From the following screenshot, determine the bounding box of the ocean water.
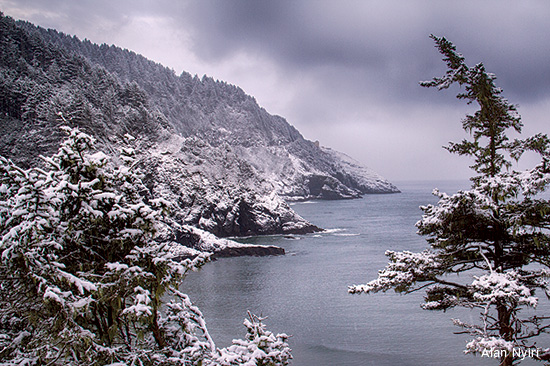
[182,180,546,365]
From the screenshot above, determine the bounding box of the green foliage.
[352,35,550,365]
[421,34,524,179]
[0,126,213,365]
[0,125,292,365]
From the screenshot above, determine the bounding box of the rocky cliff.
[0,14,398,252]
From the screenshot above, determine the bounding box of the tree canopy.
[350,35,550,366]
[0,125,291,365]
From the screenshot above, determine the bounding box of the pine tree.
[214,312,292,366]
[0,124,290,365]
[349,35,550,365]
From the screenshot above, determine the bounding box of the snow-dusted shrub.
[214,312,292,366]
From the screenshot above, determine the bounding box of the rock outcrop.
[0,14,398,255]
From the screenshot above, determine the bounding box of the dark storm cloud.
[180,1,391,70]
[181,2,421,83]
[179,0,550,105]
[6,0,549,105]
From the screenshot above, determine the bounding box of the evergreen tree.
[349,35,550,365]
[214,312,291,366]
[0,124,291,365]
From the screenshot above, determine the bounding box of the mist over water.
[182,181,545,365]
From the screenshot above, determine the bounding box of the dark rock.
[211,245,285,258]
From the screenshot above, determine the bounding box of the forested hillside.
[0,13,397,245]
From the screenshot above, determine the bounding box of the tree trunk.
[151,308,166,349]
[497,303,513,366]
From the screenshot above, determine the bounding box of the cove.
[182,181,545,365]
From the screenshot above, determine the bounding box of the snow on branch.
[348,250,443,294]
[471,271,538,308]
[214,311,292,366]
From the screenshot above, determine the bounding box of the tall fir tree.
[350,35,550,365]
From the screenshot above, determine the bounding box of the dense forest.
[0,13,398,245]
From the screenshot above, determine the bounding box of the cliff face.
[0,14,397,246]
[27,21,399,199]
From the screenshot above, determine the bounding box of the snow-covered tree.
[0,124,290,365]
[214,312,292,366]
[349,35,550,365]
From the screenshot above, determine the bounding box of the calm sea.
[182,180,546,365]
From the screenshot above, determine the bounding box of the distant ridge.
[0,13,398,252]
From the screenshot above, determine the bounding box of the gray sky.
[2,0,550,181]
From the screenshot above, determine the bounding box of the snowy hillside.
[0,14,398,254]
[320,147,399,194]
[27,21,399,200]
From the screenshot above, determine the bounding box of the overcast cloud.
[2,0,550,181]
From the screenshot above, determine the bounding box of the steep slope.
[145,133,317,237]
[0,14,399,245]
[28,22,399,199]
[0,13,317,246]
